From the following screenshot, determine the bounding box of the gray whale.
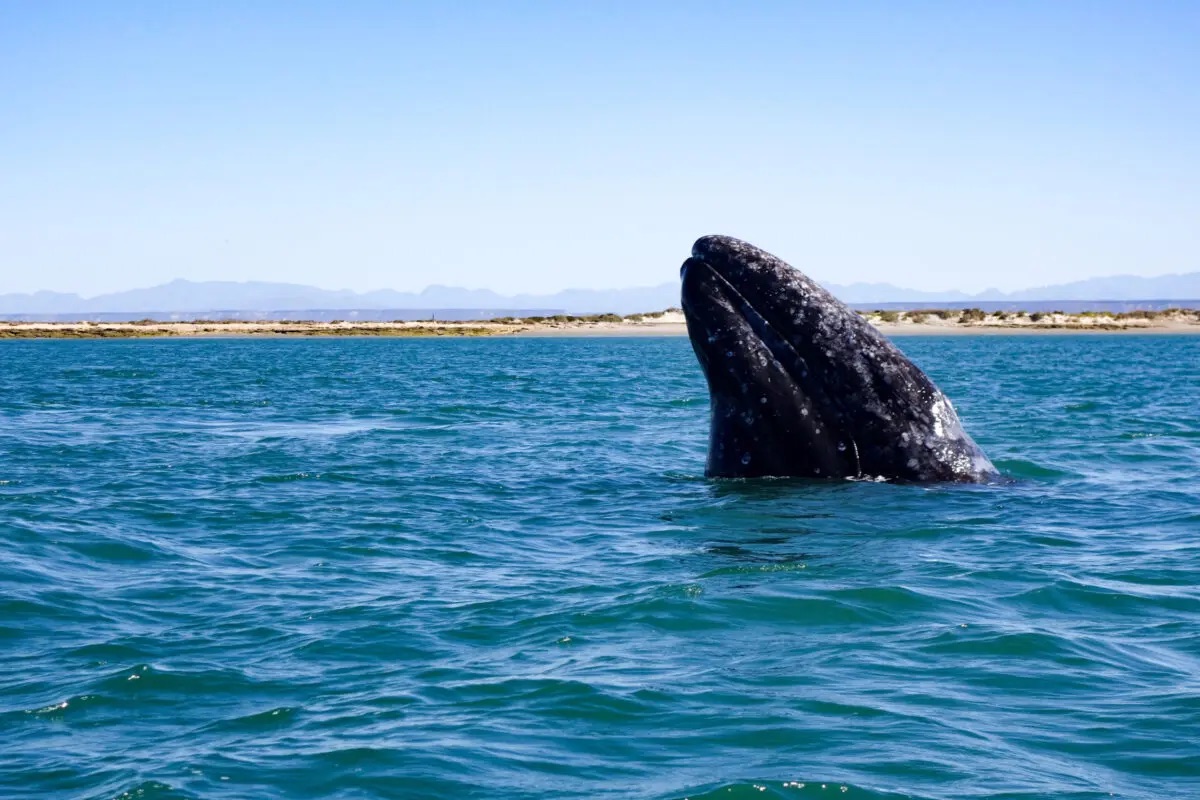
[680,235,998,482]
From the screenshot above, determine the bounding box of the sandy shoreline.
[3,310,1200,339]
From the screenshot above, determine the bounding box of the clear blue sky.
[2,1,1197,296]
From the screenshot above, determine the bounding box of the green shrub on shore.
[959,308,986,323]
[313,326,496,337]
[911,309,955,320]
[0,326,171,339]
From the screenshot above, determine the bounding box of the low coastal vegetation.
[0,322,500,339]
[0,325,171,339]
[1,306,1197,338]
[860,307,1200,329]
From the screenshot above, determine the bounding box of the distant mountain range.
[2,271,1199,318]
[834,271,1200,304]
[0,280,676,317]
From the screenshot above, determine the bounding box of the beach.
[3,309,1200,338]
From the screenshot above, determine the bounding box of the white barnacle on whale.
[930,396,948,437]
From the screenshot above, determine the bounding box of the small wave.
[1009,577,1200,616]
[670,780,912,799]
[416,677,661,721]
[61,367,159,380]
[992,458,1072,479]
[665,397,705,407]
[201,706,299,732]
[112,781,195,800]
[698,562,808,577]
[91,663,293,699]
[253,471,330,483]
[67,641,147,665]
[65,537,163,564]
[919,627,1076,660]
[17,691,111,719]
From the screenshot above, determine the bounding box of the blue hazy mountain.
[2,272,1199,316]
[0,279,688,315]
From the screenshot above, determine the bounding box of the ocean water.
[2,334,1198,800]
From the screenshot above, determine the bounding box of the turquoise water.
[2,335,1199,800]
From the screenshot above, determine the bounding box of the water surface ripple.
[2,336,1198,799]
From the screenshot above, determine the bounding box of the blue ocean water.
[2,335,1199,800]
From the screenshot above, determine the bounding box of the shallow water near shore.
[2,335,1199,800]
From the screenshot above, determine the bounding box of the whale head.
[680,234,997,482]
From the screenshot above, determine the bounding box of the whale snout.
[691,234,745,262]
[679,255,703,280]
[687,235,765,281]
[681,235,828,355]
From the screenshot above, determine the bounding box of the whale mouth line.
[683,252,850,479]
[685,255,810,380]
